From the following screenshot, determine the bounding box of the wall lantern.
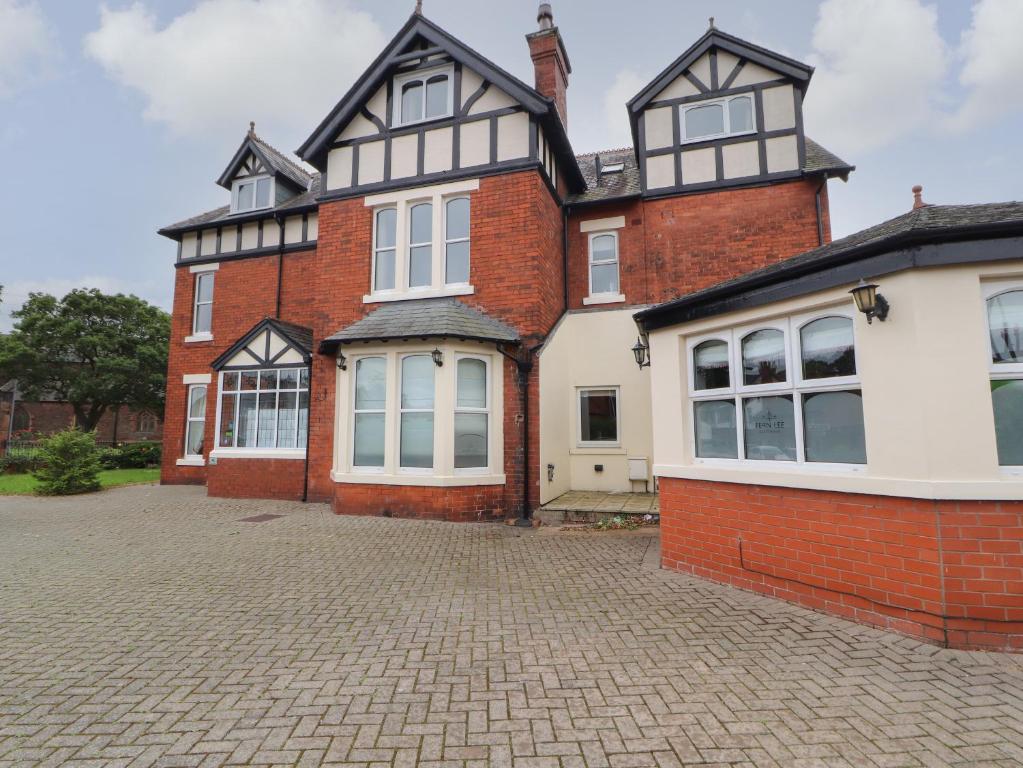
[849,279,890,324]
[632,336,650,369]
[336,352,347,370]
[431,348,444,366]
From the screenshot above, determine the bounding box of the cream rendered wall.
[390,133,418,179]
[327,146,354,190]
[644,107,673,150]
[220,225,237,253]
[460,119,490,167]
[722,141,759,179]
[689,53,712,88]
[358,140,386,185]
[496,112,529,161]
[200,229,217,256]
[240,222,259,251]
[461,68,483,109]
[307,213,318,240]
[283,216,303,244]
[423,127,453,174]
[263,218,281,248]
[646,154,675,189]
[681,147,715,184]
[469,84,516,116]
[181,231,197,257]
[539,308,653,503]
[765,135,799,173]
[647,262,1023,500]
[761,84,796,131]
[731,61,784,87]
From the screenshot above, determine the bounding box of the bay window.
[217,367,309,451]
[338,345,499,481]
[986,284,1023,466]
[688,310,866,466]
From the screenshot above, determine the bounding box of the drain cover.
[238,513,284,523]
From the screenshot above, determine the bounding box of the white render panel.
[182,373,212,384]
[365,84,388,124]
[460,68,484,109]
[267,331,287,359]
[338,113,377,141]
[181,231,197,258]
[722,140,760,179]
[761,84,796,131]
[644,107,674,150]
[459,119,490,168]
[390,133,419,179]
[240,221,260,250]
[645,154,675,189]
[219,225,237,253]
[681,147,716,184]
[657,73,700,101]
[689,53,712,87]
[246,331,269,358]
[731,61,784,87]
[423,127,453,174]
[580,216,626,233]
[306,213,318,240]
[283,215,304,244]
[766,134,799,173]
[275,348,305,365]
[717,50,740,81]
[326,146,353,190]
[262,218,281,248]
[496,112,529,161]
[225,350,253,368]
[357,140,386,185]
[200,229,217,257]
[468,84,516,115]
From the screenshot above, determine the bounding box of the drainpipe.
[302,357,312,503]
[517,356,533,526]
[562,205,569,311]
[274,213,285,318]
[814,178,827,247]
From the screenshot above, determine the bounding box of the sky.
[1,0,1021,330]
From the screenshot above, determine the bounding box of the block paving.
[2,485,1023,767]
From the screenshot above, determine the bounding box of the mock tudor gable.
[297,13,584,200]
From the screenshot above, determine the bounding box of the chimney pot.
[537,3,553,30]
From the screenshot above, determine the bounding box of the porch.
[537,490,659,525]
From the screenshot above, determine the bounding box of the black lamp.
[336,352,347,370]
[632,336,650,369]
[849,279,890,324]
[431,348,444,366]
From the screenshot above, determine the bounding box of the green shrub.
[97,447,121,470]
[115,441,162,468]
[33,430,102,495]
[0,451,43,474]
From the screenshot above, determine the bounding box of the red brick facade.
[566,179,830,310]
[1,395,161,449]
[660,477,1023,651]
[334,482,506,522]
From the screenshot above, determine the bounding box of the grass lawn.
[0,468,160,496]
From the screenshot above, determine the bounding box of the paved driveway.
[2,486,1023,767]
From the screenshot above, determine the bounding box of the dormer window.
[393,65,454,126]
[231,175,273,214]
[681,94,755,142]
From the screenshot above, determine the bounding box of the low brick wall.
[206,458,306,501]
[333,482,507,523]
[660,477,1023,651]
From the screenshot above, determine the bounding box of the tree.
[0,289,170,432]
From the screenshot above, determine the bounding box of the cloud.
[602,70,647,149]
[0,0,57,99]
[84,0,387,146]
[1,276,169,332]
[947,0,1023,132]
[803,0,948,155]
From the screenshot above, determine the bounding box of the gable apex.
[217,130,313,191]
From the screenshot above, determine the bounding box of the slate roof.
[567,138,851,206]
[320,298,520,351]
[159,175,321,236]
[249,133,314,190]
[270,319,315,355]
[210,317,314,371]
[635,200,1023,330]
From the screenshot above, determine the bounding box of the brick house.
[158,6,851,521]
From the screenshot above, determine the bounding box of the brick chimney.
[526,3,571,129]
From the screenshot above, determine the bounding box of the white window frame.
[351,356,387,473]
[577,386,622,448]
[192,271,215,336]
[212,368,309,457]
[680,93,757,144]
[398,353,436,474]
[184,384,207,458]
[407,201,434,290]
[363,180,479,303]
[454,354,490,475]
[587,231,621,301]
[230,175,275,214]
[392,65,455,127]
[371,207,398,295]
[443,196,471,287]
[687,308,866,471]
[984,281,1023,471]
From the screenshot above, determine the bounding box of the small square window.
[579,388,619,445]
[231,175,274,214]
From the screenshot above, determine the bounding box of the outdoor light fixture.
[632,336,650,369]
[849,279,890,324]
[336,353,347,370]
[431,348,444,366]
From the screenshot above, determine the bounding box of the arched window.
[693,339,729,390]
[395,67,453,125]
[800,316,855,379]
[741,329,786,385]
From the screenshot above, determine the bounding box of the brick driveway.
[2,487,1023,767]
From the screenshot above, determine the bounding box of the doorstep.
[538,490,659,525]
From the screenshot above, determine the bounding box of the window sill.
[571,446,627,456]
[583,293,626,306]
[176,457,205,467]
[210,448,306,460]
[184,333,213,344]
[331,470,505,487]
[364,285,475,304]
